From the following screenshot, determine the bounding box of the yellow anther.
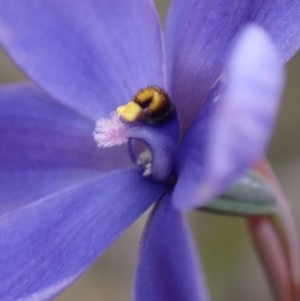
[116,86,173,124]
[134,88,154,104]
[147,90,163,114]
[134,87,168,115]
[116,101,143,122]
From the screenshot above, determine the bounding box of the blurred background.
[1,1,300,300]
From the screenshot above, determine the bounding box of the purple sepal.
[0,168,167,301]
[133,193,208,301]
[165,0,300,129]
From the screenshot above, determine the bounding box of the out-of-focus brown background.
[1,1,300,300]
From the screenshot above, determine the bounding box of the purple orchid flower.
[0,1,299,300]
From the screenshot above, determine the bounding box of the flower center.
[116,86,174,124]
[93,86,180,181]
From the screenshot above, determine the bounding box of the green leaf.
[201,171,279,217]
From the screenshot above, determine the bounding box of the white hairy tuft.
[93,112,129,148]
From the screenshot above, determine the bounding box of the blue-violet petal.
[173,25,284,209]
[0,0,164,120]
[0,83,131,214]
